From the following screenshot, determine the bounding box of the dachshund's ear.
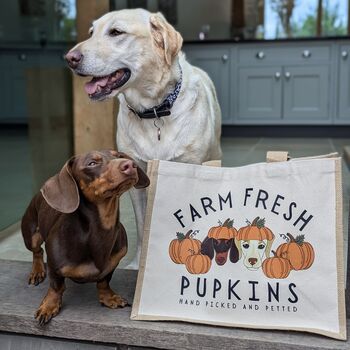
[265,239,275,258]
[229,239,239,263]
[235,239,242,260]
[201,237,214,260]
[41,158,79,213]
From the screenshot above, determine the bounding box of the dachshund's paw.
[35,299,61,325]
[99,290,128,309]
[28,268,46,286]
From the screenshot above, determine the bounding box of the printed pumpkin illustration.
[208,219,237,240]
[235,217,275,270]
[201,218,239,266]
[276,233,315,270]
[262,250,291,279]
[169,230,201,264]
[185,251,212,274]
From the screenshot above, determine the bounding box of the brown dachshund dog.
[21,150,149,325]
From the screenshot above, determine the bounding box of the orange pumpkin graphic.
[236,216,274,241]
[262,251,291,279]
[185,252,212,274]
[169,230,201,264]
[276,233,315,270]
[207,218,237,240]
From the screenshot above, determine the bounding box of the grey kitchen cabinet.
[184,41,341,125]
[183,46,231,123]
[338,44,350,122]
[283,65,330,122]
[237,66,282,121]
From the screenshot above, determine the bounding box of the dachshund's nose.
[120,160,136,176]
[65,50,83,69]
[248,258,258,266]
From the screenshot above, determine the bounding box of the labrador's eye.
[108,28,124,37]
[87,161,97,167]
[88,28,93,37]
[258,244,266,250]
[243,243,249,249]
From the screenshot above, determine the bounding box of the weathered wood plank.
[0,332,116,350]
[0,260,348,350]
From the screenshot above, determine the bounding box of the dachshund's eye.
[88,28,93,37]
[87,161,97,167]
[108,28,124,37]
[258,244,266,250]
[243,243,250,249]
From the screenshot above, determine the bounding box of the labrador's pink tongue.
[84,76,109,94]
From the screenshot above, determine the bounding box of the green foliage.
[60,18,76,41]
[291,2,347,37]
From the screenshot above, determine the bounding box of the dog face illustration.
[236,239,273,270]
[201,237,239,266]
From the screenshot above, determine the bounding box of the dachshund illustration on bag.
[201,219,239,266]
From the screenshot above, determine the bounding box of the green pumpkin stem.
[176,230,192,241]
[176,232,185,241]
[251,217,259,226]
[185,229,193,238]
[287,233,305,245]
[251,216,265,229]
[222,218,234,228]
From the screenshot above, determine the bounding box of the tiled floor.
[0,135,349,268]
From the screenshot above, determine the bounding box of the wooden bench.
[0,258,349,350]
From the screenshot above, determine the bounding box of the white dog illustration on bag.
[235,217,275,270]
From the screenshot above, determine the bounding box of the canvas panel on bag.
[132,156,346,340]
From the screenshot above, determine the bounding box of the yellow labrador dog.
[66,9,222,268]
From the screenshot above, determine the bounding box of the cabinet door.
[283,65,329,122]
[184,47,231,123]
[238,66,282,121]
[338,45,350,122]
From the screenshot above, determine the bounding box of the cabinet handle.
[18,53,27,61]
[275,72,281,79]
[342,51,348,59]
[256,51,265,59]
[221,54,228,63]
[285,72,291,79]
[302,50,311,58]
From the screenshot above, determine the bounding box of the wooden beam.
[316,0,323,36]
[73,0,118,155]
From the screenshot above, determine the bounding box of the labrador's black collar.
[127,67,182,119]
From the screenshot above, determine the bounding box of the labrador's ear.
[115,151,150,189]
[201,237,214,260]
[229,239,239,263]
[40,158,79,213]
[265,239,275,258]
[150,12,183,66]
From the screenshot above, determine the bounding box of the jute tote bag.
[131,153,346,340]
